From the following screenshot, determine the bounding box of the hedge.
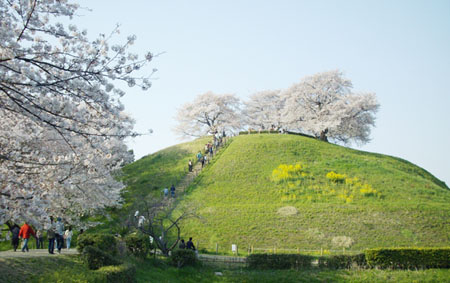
[171,249,198,268]
[247,254,314,269]
[82,245,122,270]
[365,248,450,269]
[124,233,151,259]
[318,254,367,269]
[77,233,118,256]
[97,263,136,283]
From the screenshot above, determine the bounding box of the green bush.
[124,233,151,259]
[170,249,198,268]
[97,263,136,283]
[318,254,367,269]
[82,245,122,270]
[247,254,314,269]
[77,233,118,256]
[365,248,450,269]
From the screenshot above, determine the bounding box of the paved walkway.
[0,248,78,258]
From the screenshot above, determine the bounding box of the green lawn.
[1,255,449,283]
[175,134,449,252]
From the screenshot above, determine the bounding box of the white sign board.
[231,244,237,252]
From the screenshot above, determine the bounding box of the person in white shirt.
[64,227,73,249]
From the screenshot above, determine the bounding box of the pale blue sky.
[75,0,450,186]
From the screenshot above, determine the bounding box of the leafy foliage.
[124,233,151,259]
[170,249,198,268]
[76,233,117,256]
[318,254,367,269]
[247,254,314,269]
[82,245,122,270]
[365,247,450,269]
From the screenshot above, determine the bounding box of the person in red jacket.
[19,221,36,252]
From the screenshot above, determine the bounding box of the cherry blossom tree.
[174,91,241,138]
[282,70,379,144]
[243,90,285,131]
[0,0,155,228]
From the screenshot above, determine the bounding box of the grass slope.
[90,137,211,234]
[176,134,449,252]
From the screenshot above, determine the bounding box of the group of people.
[163,184,176,198]
[9,217,75,254]
[178,237,196,251]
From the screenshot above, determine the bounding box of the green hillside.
[172,134,449,252]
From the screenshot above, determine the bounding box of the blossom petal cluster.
[0,0,153,227]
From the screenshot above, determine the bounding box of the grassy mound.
[174,134,449,252]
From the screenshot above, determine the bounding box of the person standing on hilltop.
[19,221,36,252]
[197,151,202,162]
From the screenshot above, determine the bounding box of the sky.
[73,0,450,186]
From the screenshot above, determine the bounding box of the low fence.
[194,241,361,257]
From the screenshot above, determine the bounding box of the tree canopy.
[0,0,154,227]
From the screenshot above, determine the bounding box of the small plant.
[326,171,347,183]
[170,249,198,268]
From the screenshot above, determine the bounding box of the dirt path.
[0,248,78,258]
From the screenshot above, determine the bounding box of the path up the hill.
[163,137,232,207]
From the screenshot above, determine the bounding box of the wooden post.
[251,245,254,254]
[321,247,323,256]
[196,241,199,250]
[236,245,238,256]
[216,243,218,255]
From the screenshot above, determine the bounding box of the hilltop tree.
[0,0,154,227]
[243,90,285,131]
[282,70,379,144]
[174,92,241,138]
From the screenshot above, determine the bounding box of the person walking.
[11,224,20,252]
[170,184,176,198]
[64,227,73,249]
[47,226,56,254]
[188,160,193,172]
[186,237,196,250]
[19,221,35,252]
[163,187,169,198]
[196,151,202,162]
[36,229,44,249]
[201,156,205,168]
[55,217,64,253]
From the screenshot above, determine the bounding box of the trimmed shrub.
[247,254,313,269]
[365,248,450,269]
[82,245,122,270]
[170,249,198,268]
[124,233,151,259]
[97,263,136,283]
[318,254,367,269]
[77,233,118,256]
